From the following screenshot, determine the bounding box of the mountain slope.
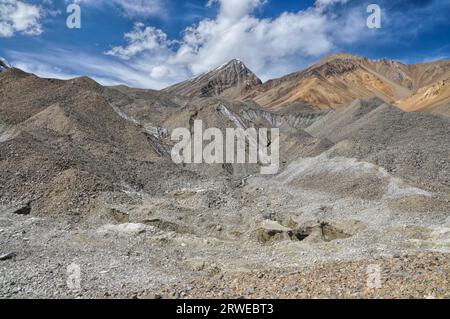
[396,77,450,115]
[0,68,191,216]
[242,53,450,111]
[163,59,262,98]
[236,54,450,113]
[245,54,406,110]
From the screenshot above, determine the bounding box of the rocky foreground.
[161,253,449,299]
[0,209,448,299]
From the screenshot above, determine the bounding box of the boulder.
[97,223,147,237]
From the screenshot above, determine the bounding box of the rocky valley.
[0,54,449,299]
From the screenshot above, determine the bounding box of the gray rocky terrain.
[0,58,449,299]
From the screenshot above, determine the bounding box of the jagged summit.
[164,59,262,98]
[216,58,244,68]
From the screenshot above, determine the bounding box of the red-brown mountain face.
[242,53,450,113]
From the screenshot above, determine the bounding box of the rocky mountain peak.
[164,59,262,98]
[218,59,247,71]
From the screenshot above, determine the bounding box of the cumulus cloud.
[7,0,447,90]
[106,0,368,84]
[207,0,266,20]
[0,0,43,37]
[105,23,172,60]
[174,5,336,75]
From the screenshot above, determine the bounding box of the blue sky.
[0,0,449,89]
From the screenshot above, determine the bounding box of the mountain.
[163,54,450,115]
[242,53,450,111]
[164,59,262,98]
[1,63,450,298]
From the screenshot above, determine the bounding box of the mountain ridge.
[164,53,450,115]
[243,53,450,111]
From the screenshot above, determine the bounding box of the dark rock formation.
[164,59,262,98]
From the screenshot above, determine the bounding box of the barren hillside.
[244,53,450,111]
[0,62,448,299]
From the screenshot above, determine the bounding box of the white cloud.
[8,0,369,90]
[0,0,43,37]
[171,6,334,77]
[105,22,172,60]
[105,0,367,85]
[207,0,266,20]
[150,65,171,79]
[7,48,181,89]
